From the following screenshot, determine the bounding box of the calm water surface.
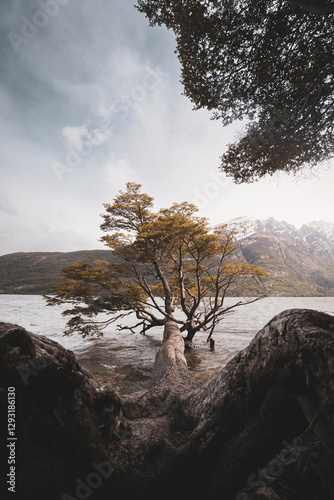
[1,295,333,393]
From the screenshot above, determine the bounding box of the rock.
[1,310,334,500]
[0,323,124,500]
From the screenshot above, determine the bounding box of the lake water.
[1,295,334,394]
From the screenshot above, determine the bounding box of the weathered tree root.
[1,309,334,500]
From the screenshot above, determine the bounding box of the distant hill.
[1,218,334,296]
[226,217,334,296]
[0,250,114,294]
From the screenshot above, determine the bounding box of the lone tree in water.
[45,182,267,344]
[136,0,334,183]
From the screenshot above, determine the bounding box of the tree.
[45,182,267,344]
[290,0,334,14]
[136,0,334,183]
[3,310,334,499]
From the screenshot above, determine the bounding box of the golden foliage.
[46,183,268,338]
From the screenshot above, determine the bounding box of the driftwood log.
[1,308,334,500]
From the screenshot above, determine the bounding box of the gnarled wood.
[1,309,334,499]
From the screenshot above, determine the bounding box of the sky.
[0,0,333,256]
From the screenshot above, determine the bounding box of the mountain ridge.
[225,217,334,296]
[0,218,333,295]
[0,250,115,295]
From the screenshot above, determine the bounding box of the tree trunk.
[1,309,334,500]
[183,326,198,346]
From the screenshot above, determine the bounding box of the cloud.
[62,125,88,150]
[104,156,139,189]
[0,195,17,217]
[62,125,110,151]
[88,128,110,146]
[0,0,333,257]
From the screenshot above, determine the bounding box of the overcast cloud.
[0,0,333,256]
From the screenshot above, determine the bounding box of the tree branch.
[289,0,334,14]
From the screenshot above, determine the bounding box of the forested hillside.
[0,250,114,294]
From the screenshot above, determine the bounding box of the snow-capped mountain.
[224,217,334,296]
[306,221,334,248]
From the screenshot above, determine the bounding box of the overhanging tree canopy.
[136,0,334,182]
[45,183,267,342]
